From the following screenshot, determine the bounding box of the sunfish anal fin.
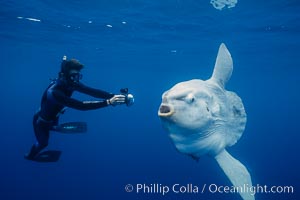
[215,149,255,200]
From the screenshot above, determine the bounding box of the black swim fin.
[52,122,87,134]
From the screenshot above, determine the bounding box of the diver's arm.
[75,83,114,99]
[52,90,109,110]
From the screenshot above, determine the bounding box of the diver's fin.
[53,122,87,134]
[33,150,62,162]
[215,149,255,200]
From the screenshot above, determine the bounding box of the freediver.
[24,56,134,160]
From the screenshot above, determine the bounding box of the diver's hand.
[107,95,126,106]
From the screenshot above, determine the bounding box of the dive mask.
[69,72,82,83]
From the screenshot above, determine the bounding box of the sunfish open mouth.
[158,104,175,117]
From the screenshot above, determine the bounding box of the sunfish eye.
[186,94,195,104]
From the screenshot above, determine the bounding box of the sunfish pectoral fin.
[210,43,233,89]
[215,149,255,200]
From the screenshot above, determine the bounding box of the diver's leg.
[24,144,43,160]
[25,114,51,160]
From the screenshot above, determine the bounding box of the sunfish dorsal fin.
[215,150,255,200]
[210,43,233,88]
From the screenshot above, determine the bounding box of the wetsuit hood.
[61,59,84,74]
[60,58,84,85]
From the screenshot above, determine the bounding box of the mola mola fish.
[158,43,254,200]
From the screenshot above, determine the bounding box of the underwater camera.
[120,88,134,106]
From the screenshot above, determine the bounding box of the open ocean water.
[0,0,299,199]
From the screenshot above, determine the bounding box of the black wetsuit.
[27,79,114,159]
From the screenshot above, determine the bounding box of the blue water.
[0,0,299,199]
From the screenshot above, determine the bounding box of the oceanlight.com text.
[207,184,294,196]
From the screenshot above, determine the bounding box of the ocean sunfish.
[158,43,254,200]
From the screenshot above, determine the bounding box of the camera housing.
[120,88,134,106]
